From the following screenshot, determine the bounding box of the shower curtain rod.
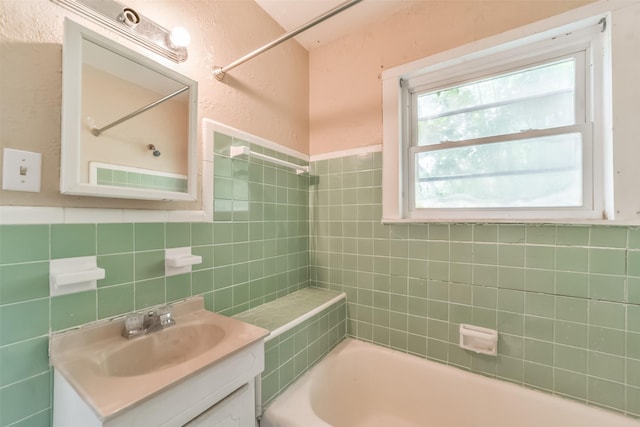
[91,86,188,136]
[213,0,363,80]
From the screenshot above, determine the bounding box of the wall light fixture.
[50,0,189,63]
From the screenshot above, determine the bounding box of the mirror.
[60,18,198,201]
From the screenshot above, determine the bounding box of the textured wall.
[308,0,593,156]
[0,0,309,208]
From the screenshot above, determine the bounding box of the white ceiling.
[253,0,414,50]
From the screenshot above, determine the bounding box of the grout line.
[4,407,50,427]
[0,369,50,391]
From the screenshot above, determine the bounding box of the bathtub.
[261,338,638,427]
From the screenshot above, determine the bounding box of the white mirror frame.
[60,18,198,201]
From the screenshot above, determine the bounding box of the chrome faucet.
[122,305,176,339]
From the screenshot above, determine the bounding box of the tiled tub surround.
[309,150,640,418]
[233,287,347,408]
[0,131,310,427]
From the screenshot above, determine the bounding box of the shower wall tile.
[51,224,96,259]
[0,337,49,387]
[50,291,97,331]
[0,299,49,346]
[134,250,165,281]
[0,130,309,427]
[556,225,590,246]
[191,222,214,246]
[0,225,49,264]
[166,223,191,248]
[97,283,134,319]
[0,372,50,427]
[97,254,134,287]
[97,223,133,254]
[0,262,49,305]
[309,151,640,419]
[134,223,165,251]
[590,226,628,248]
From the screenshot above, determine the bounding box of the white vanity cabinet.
[183,382,254,426]
[53,339,264,427]
[51,297,269,427]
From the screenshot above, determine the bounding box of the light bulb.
[169,27,191,49]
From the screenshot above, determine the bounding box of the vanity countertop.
[50,297,269,421]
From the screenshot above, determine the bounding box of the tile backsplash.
[309,151,640,418]
[0,131,310,427]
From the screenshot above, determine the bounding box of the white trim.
[230,146,309,174]
[309,144,382,162]
[0,207,65,224]
[380,217,640,226]
[206,120,309,162]
[59,19,199,202]
[382,3,618,224]
[382,78,403,220]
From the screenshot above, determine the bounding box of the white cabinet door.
[184,383,254,427]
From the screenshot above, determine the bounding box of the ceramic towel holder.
[50,256,105,296]
[165,247,202,277]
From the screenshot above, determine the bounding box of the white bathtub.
[261,338,638,427]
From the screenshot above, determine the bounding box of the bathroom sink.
[49,297,269,420]
[99,323,226,377]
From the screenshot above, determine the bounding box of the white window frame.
[382,13,612,223]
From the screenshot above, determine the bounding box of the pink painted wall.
[308,0,593,156]
[0,0,598,207]
[0,0,309,209]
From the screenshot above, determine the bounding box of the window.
[382,16,610,222]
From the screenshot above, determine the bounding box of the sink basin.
[49,297,269,420]
[98,323,225,377]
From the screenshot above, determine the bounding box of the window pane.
[416,59,576,146]
[415,133,583,208]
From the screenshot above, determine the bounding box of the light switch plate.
[2,148,42,192]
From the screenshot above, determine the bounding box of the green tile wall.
[260,299,346,407]
[0,131,309,427]
[309,151,640,419]
[95,166,188,193]
[3,135,639,425]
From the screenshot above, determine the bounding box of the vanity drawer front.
[183,383,253,427]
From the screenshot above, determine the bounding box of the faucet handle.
[125,313,144,330]
[156,305,175,327]
[123,312,145,338]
